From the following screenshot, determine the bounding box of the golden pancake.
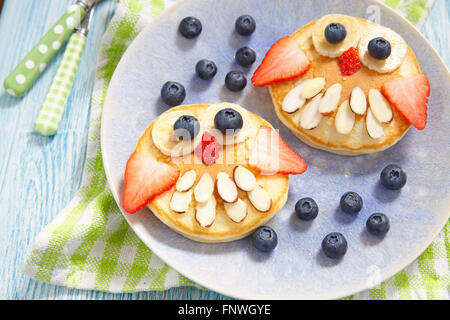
[269,14,421,155]
[131,103,290,243]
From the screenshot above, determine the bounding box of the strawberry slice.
[249,126,307,175]
[251,36,311,87]
[381,74,430,130]
[122,152,179,213]
[338,47,361,76]
[194,131,222,165]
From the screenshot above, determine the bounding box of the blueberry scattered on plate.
[195,59,217,80]
[235,14,256,36]
[380,164,407,190]
[368,37,391,60]
[161,81,186,106]
[179,16,202,39]
[252,226,278,252]
[225,70,247,92]
[295,197,319,221]
[321,232,348,259]
[366,213,390,236]
[214,108,243,135]
[340,191,363,214]
[324,22,347,44]
[235,46,256,67]
[173,115,200,141]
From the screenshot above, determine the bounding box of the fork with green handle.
[3,0,102,98]
[34,7,95,137]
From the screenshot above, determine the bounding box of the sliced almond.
[233,166,256,191]
[248,185,272,212]
[368,89,393,123]
[301,77,326,99]
[175,170,196,192]
[216,172,238,203]
[195,196,216,228]
[194,173,214,203]
[318,83,342,115]
[366,107,385,139]
[299,93,323,130]
[170,189,192,213]
[350,86,367,115]
[281,80,309,113]
[224,198,248,223]
[335,100,355,135]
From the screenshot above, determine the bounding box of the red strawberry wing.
[381,74,430,130]
[251,36,311,87]
[122,152,179,213]
[249,126,307,175]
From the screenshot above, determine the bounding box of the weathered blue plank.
[0,0,447,300]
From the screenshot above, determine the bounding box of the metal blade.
[75,6,95,36]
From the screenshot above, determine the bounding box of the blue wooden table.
[0,0,448,300]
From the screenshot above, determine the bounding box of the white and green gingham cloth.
[23,0,449,299]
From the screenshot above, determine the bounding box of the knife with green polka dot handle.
[34,8,94,137]
[3,0,101,98]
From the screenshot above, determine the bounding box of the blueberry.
[368,37,391,60]
[161,81,186,106]
[225,70,247,92]
[295,197,318,221]
[235,46,256,67]
[173,115,200,141]
[380,164,407,190]
[321,232,348,259]
[366,213,390,236]
[178,16,202,39]
[252,226,278,252]
[195,59,217,80]
[235,14,256,36]
[324,22,347,44]
[214,108,243,135]
[340,191,363,214]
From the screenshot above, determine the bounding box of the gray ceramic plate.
[101,0,450,299]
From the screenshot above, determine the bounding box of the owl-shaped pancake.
[252,14,430,155]
[122,103,307,242]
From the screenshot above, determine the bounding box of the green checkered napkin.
[23,0,448,299]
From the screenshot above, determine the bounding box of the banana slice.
[152,110,204,157]
[358,25,407,73]
[199,103,254,145]
[312,14,361,58]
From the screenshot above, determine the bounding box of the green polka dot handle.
[34,33,86,136]
[3,4,86,98]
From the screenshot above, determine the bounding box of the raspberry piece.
[195,132,222,165]
[338,47,361,76]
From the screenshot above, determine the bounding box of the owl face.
[252,14,429,155]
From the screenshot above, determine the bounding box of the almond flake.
[318,83,342,115]
[170,189,192,213]
[281,80,309,113]
[194,173,214,203]
[195,196,216,227]
[248,185,272,212]
[301,77,326,99]
[350,86,367,115]
[216,172,238,203]
[335,100,355,135]
[233,166,256,191]
[299,93,323,130]
[366,107,385,139]
[224,199,247,223]
[368,89,393,123]
[175,170,196,192]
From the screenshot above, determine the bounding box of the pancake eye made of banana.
[312,14,361,58]
[358,25,407,73]
[200,103,253,145]
[152,110,204,157]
